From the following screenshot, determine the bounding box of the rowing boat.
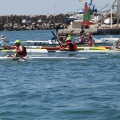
[21,39,111,46]
[0,40,58,47]
[1,38,107,47]
[40,46,111,50]
[1,49,49,53]
[2,45,111,51]
[21,40,59,46]
[0,37,118,47]
[1,48,120,54]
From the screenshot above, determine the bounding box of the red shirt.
[66,42,77,51]
[15,46,27,57]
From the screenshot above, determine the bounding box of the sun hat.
[86,33,90,36]
[14,40,21,44]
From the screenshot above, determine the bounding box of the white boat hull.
[21,40,59,46]
[22,38,119,45]
[0,40,59,47]
[21,39,107,46]
[0,38,118,47]
[0,56,84,61]
[100,38,119,44]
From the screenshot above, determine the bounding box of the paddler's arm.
[2,45,13,49]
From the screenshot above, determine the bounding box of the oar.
[70,30,75,33]
[51,31,62,46]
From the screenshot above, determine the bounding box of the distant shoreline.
[0,14,70,31]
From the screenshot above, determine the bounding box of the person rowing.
[60,34,77,51]
[85,33,95,46]
[51,31,77,51]
[3,40,27,57]
[111,39,120,50]
[78,32,87,44]
[115,40,120,49]
[0,34,9,42]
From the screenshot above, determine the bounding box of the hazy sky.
[0,0,115,15]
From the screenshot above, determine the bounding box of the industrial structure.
[58,0,120,35]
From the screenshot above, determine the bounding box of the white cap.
[86,33,90,35]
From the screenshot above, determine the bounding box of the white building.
[22,19,32,24]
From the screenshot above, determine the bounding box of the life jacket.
[74,42,77,50]
[15,45,27,57]
[87,39,92,46]
[67,42,77,51]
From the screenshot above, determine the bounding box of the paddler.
[3,40,27,57]
[60,35,77,51]
[78,32,87,44]
[0,34,9,42]
[14,40,27,57]
[85,33,95,46]
[115,40,120,49]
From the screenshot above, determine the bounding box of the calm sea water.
[0,30,120,120]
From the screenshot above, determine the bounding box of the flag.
[82,2,90,27]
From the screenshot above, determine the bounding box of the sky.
[0,0,115,15]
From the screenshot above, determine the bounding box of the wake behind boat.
[0,56,87,61]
